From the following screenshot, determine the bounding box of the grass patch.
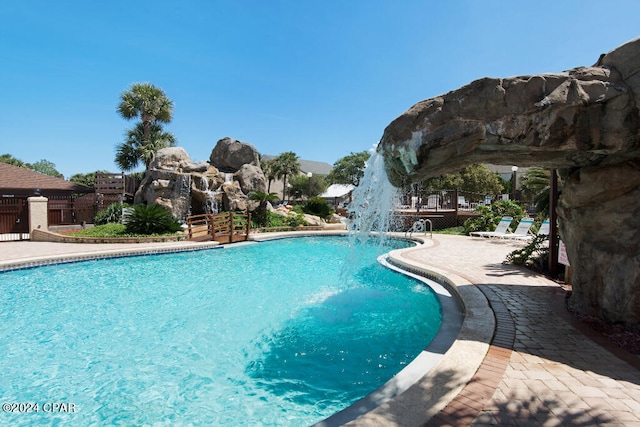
[433,226,466,235]
[66,223,180,238]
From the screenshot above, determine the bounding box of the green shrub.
[69,223,129,237]
[463,200,524,235]
[290,205,305,215]
[302,197,332,219]
[504,234,549,269]
[94,202,130,225]
[124,204,182,235]
[252,211,309,229]
[285,212,307,227]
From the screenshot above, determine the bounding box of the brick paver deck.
[401,235,640,427]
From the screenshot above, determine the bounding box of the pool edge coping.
[0,241,221,272]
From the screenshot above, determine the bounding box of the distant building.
[0,162,91,198]
[0,162,94,236]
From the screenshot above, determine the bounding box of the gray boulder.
[377,37,640,327]
[235,164,267,195]
[210,137,260,172]
[148,147,209,173]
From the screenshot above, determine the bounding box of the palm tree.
[116,83,175,171]
[261,159,277,193]
[118,83,173,142]
[115,122,176,170]
[274,151,300,202]
[520,167,552,215]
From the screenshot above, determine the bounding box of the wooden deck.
[394,208,479,230]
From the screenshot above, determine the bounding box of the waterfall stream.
[200,176,221,214]
[172,174,192,222]
[342,149,402,279]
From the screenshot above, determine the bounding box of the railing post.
[455,189,459,213]
[548,169,559,277]
[229,211,234,238]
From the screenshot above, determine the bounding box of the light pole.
[511,166,518,201]
[307,172,313,199]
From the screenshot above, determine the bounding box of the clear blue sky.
[2,1,639,179]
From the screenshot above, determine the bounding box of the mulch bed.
[532,262,640,359]
[560,285,640,358]
[571,310,640,356]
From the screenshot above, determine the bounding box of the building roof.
[0,162,92,195]
[318,184,354,198]
[262,155,333,175]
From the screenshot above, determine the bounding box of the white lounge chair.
[536,219,551,236]
[506,218,551,241]
[425,194,440,210]
[501,218,535,240]
[470,216,513,238]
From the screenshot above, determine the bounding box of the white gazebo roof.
[319,184,354,198]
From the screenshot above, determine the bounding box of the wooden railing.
[95,172,140,199]
[186,212,251,243]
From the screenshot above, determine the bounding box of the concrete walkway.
[1,235,639,426]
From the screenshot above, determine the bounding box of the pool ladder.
[405,219,432,239]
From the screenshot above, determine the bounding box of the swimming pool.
[0,236,443,426]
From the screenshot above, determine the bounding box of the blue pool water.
[0,236,442,426]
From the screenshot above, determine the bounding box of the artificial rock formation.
[135,140,266,220]
[378,37,640,327]
[210,137,261,171]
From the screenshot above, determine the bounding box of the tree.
[0,153,26,167]
[458,164,504,194]
[116,83,176,171]
[422,164,504,195]
[115,122,176,170]
[69,170,110,188]
[326,151,371,186]
[520,167,553,216]
[1,154,64,178]
[520,167,550,200]
[273,151,300,202]
[261,159,278,193]
[31,160,63,178]
[289,174,328,200]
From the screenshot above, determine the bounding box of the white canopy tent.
[318,184,354,207]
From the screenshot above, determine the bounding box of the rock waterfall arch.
[378,37,640,327]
